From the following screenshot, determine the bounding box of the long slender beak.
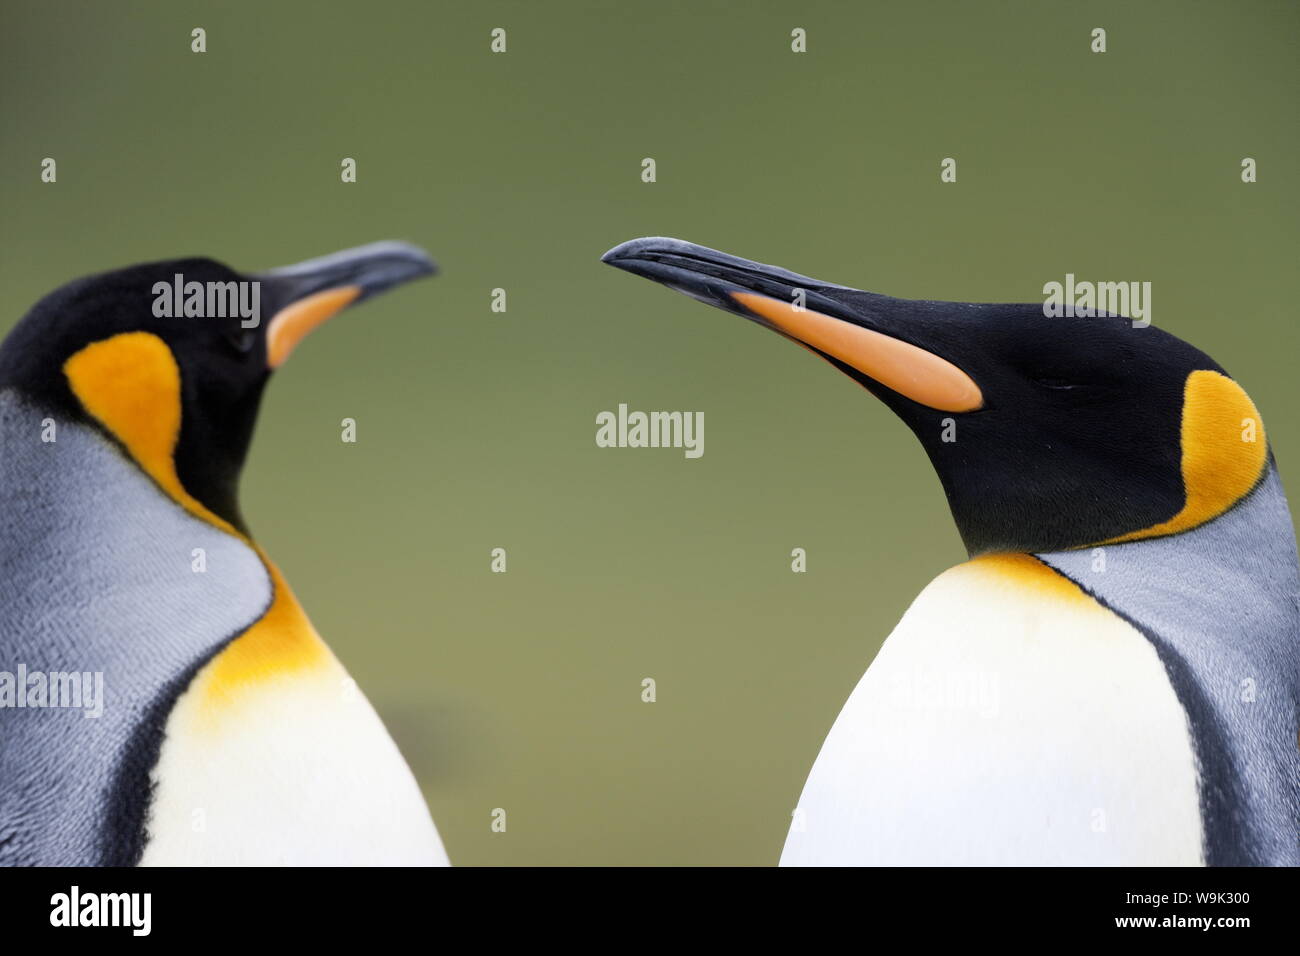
[601,237,983,414]
[258,241,437,368]
[601,236,849,316]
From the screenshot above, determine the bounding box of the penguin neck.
[0,388,237,546]
[1090,462,1290,573]
[1034,459,1299,628]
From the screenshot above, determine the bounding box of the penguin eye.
[1032,377,1084,391]
[224,327,259,355]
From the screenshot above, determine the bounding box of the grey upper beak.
[601,236,850,323]
[260,240,437,308]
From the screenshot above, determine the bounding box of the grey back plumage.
[0,390,271,865]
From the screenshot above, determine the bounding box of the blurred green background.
[2,1,1296,865]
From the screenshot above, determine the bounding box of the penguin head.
[0,242,435,533]
[603,237,1268,555]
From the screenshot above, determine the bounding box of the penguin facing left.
[602,236,1300,867]
[0,242,449,866]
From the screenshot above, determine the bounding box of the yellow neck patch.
[1106,369,1267,544]
[964,552,1093,605]
[183,560,332,727]
[63,331,328,711]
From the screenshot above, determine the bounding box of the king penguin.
[0,242,449,866]
[602,237,1300,867]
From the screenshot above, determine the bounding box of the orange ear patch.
[731,291,984,412]
[1106,369,1267,543]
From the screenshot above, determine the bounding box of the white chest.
[780,555,1203,866]
[140,656,448,867]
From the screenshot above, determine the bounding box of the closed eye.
[224,328,259,355]
[1032,377,1085,391]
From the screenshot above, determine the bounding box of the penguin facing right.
[602,236,1300,866]
[0,242,448,865]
